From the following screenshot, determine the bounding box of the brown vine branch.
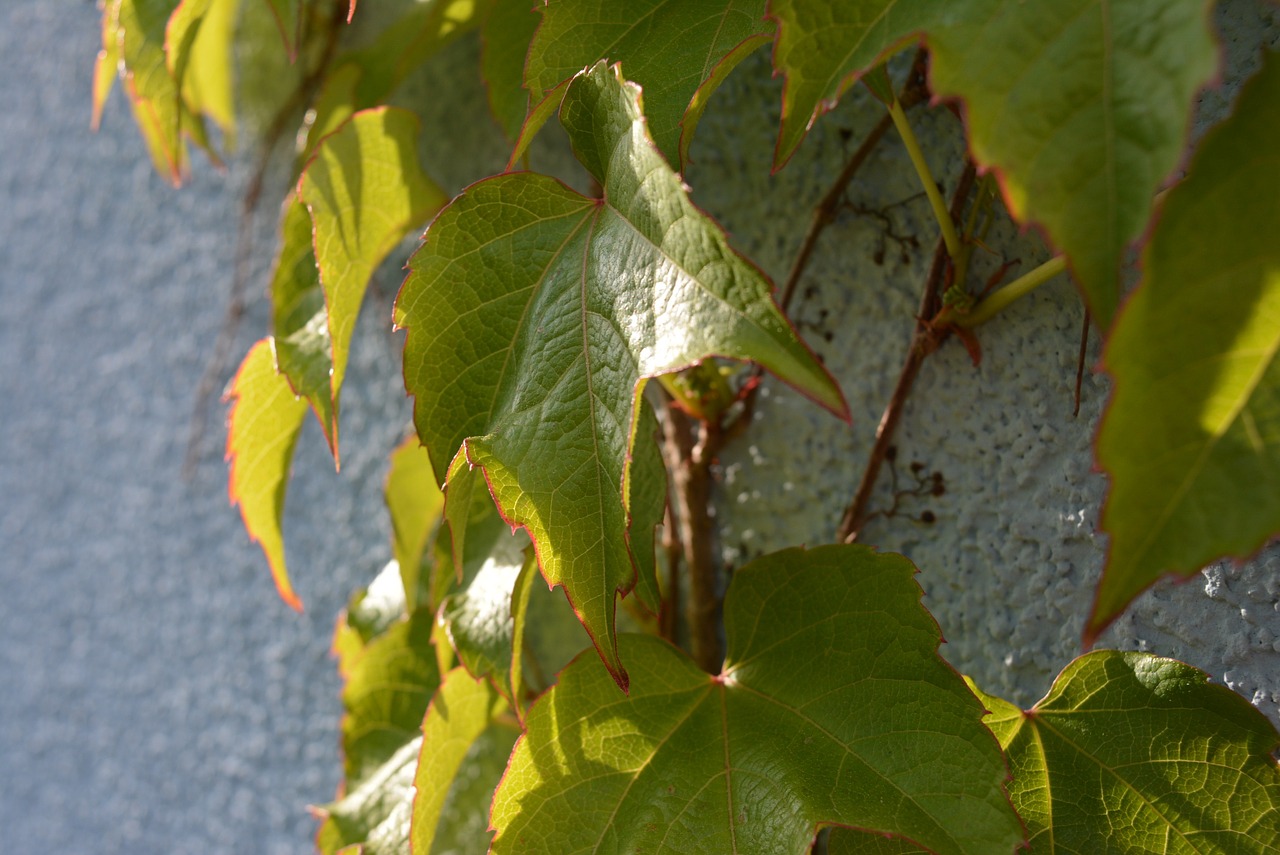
[182,0,347,478]
[837,162,977,544]
[658,391,723,674]
[727,52,930,443]
[1073,309,1090,417]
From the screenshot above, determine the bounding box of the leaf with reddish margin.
[396,62,845,690]
[525,0,774,168]
[225,338,309,610]
[1091,51,1280,640]
[262,0,299,59]
[490,545,1022,854]
[928,0,1217,328]
[969,651,1280,852]
[297,107,445,458]
[481,0,541,141]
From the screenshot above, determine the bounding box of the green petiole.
[952,255,1068,328]
[888,97,962,261]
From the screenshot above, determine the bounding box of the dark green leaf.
[262,0,300,58]
[525,0,773,167]
[481,0,541,141]
[1092,51,1280,638]
[624,399,666,615]
[491,545,1021,854]
[969,651,1280,853]
[929,0,1217,326]
[397,62,845,688]
[828,830,932,854]
[226,338,309,610]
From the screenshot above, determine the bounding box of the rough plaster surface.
[2,2,1278,854]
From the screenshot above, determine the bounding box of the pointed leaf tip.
[226,339,309,611]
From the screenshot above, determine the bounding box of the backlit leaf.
[168,0,239,143]
[225,338,308,610]
[396,62,845,688]
[298,107,445,457]
[969,651,1280,852]
[525,0,773,167]
[385,436,444,611]
[928,0,1217,327]
[490,545,1021,854]
[1091,51,1280,639]
[411,667,516,855]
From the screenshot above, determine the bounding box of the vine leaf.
[481,0,542,141]
[524,0,774,168]
[828,831,931,854]
[306,0,487,152]
[384,436,444,612]
[767,0,950,168]
[166,0,238,145]
[438,490,532,705]
[969,651,1280,852]
[225,339,309,611]
[491,545,1022,854]
[297,106,445,458]
[107,0,221,183]
[411,667,519,855]
[332,560,410,679]
[1090,52,1280,640]
[396,61,845,690]
[928,0,1217,327]
[317,609,442,854]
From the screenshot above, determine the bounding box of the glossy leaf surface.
[299,107,444,455]
[928,0,1217,327]
[491,545,1021,855]
[768,0,948,167]
[525,0,773,166]
[1092,51,1280,638]
[970,651,1280,853]
[226,338,308,610]
[397,62,844,688]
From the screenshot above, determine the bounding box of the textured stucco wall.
[2,2,1277,854]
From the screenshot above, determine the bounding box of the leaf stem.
[837,163,977,544]
[952,255,1067,328]
[888,97,962,261]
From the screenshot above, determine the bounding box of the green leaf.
[828,830,932,854]
[307,0,488,149]
[524,0,773,167]
[490,545,1021,855]
[333,560,410,679]
[1092,51,1280,639]
[269,198,334,443]
[928,0,1218,327]
[385,436,444,611]
[970,651,1280,852]
[116,0,220,184]
[226,338,309,611]
[624,399,666,616]
[481,0,541,141]
[262,0,300,58]
[439,491,531,703]
[318,609,444,854]
[397,62,845,688]
[298,107,445,456]
[168,0,239,144]
[411,667,515,855]
[93,1,122,131]
[768,0,947,167]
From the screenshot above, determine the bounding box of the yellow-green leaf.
[1092,51,1280,638]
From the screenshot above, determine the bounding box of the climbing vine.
[97,0,1280,851]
